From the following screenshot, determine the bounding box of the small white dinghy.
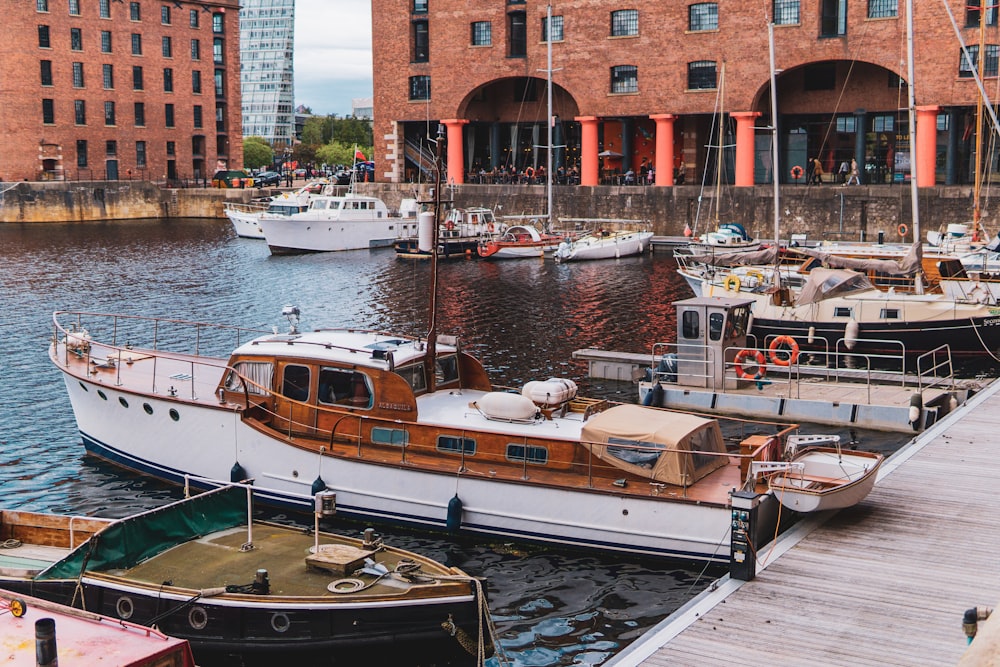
[754,435,884,513]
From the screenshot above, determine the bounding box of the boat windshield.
[394,354,460,394]
[225,361,273,395]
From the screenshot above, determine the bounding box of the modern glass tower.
[239,0,295,148]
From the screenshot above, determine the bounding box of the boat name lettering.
[984,317,1000,326]
[377,402,411,411]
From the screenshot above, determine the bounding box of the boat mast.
[546,3,554,232]
[974,3,986,232]
[905,0,924,294]
[715,60,726,225]
[768,19,780,249]
[425,124,445,393]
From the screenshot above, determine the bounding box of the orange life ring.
[790,165,804,179]
[768,335,800,366]
[734,349,767,380]
[487,222,495,232]
[524,167,535,179]
[445,220,455,231]
[897,223,908,237]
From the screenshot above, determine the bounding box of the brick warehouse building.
[372,0,998,189]
[2,0,242,183]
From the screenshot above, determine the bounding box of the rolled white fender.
[908,392,922,429]
[417,211,434,252]
[477,392,539,421]
[522,378,578,406]
[844,319,860,351]
[807,326,816,344]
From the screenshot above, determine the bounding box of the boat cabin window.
[436,354,460,385]
[506,443,548,465]
[282,364,311,401]
[312,200,328,210]
[681,310,699,340]
[372,427,409,446]
[318,367,372,408]
[726,307,750,338]
[607,438,665,469]
[833,307,853,318]
[879,308,900,319]
[395,363,427,393]
[708,312,724,341]
[437,435,476,455]
[224,361,273,395]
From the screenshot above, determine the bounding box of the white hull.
[259,216,402,253]
[768,448,882,513]
[554,231,653,262]
[225,209,266,239]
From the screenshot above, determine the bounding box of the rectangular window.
[437,435,476,455]
[412,20,428,62]
[39,25,51,48]
[506,444,549,465]
[131,33,142,55]
[102,63,114,89]
[610,64,638,93]
[166,140,175,156]
[372,427,409,447]
[212,12,223,33]
[689,3,718,31]
[101,30,112,53]
[162,36,172,58]
[40,60,53,86]
[833,306,853,317]
[130,1,140,20]
[960,45,1000,77]
[413,0,427,12]
[542,15,563,42]
[687,60,717,89]
[191,38,200,60]
[967,0,999,26]
[106,140,117,156]
[820,0,847,36]
[189,9,199,27]
[132,65,143,89]
[471,21,491,45]
[774,0,800,24]
[872,114,894,132]
[74,99,86,124]
[880,308,900,319]
[193,104,203,128]
[134,101,145,126]
[42,98,54,124]
[213,37,224,63]
[72,61,84,87]
[99,0,109,18]
[192,69,202,93]
[214,68,224,95]
[136,141,147,168]
[104,100,115,125]
[161,5,170,24]
[681,310,700,339]
[835,116,856,132]
[69,0,79,15]
[163,67,173,92]
[71,27,82,50]
[77,140,87,167]
[868,0,897,18]
[508,11,526,56]
[37,0,48,11]
[937,113,950,131]
[164,103,175,127]
[611,9,639,36]
[409,74,430,100]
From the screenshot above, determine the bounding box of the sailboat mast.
[546,3,554,231]
[425,124,445,393]
[769,20,780,247]
[715,60,726,224]
[974,4,986,228]
[905,0,924,293]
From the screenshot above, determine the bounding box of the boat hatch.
[367,340,408,350]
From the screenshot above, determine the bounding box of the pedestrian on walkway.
[845,158,861,185]
[811,157,824,184]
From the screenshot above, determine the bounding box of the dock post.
[729,490,762,581]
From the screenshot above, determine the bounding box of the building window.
[214,68,224,95]
[74,99,86,124]
[69,0,80,15]
[37,0,48,12]
[130,1,140,20]
[39,25,51,48]
[937,113,950,131]
[104,101,115,125]
[212,12,223,33]
[101,30,112,53]
[412,20,428,62]
[687,60,717,89]
[960,45,1000,77]
[413,0,427,12]
[611,9,639,36]
[40,60,53,86]
[161,5,170,24]
[136,141,146,168]
[215,103,224,130]
[165,103,175,127]
[131,33,142,55]
[77,140,87,167]
[166,140,175,156]
[610,64,638,93]
[106,140,117,156]
[471,21,491,46]
[967,0,999,26]
[689,3,718,31]
[213,37,224,63]
[99,0,109,18]
[542,15,564,42]
[409,75,430,100]
[872,114,894,132]
[868,0,897,18]
[774,0,800,24]
[72,61,84,87]
[134,101,145,126]
[102,63,114,89]
[71,27,82,50]
[189,9,199,27]
[803,62,836,89]
[42,98,54,124]
[508,11,527,56]
[835,116,856,132]
[191,38,200,60]
[133,65,143,89]
[193,104,203,128]
[820,0,847,36]
[192,69,202,93]
[163,67,173,92]
[162,36,172,58]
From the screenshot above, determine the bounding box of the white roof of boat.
[415,388,586,440]
[233,329,450,367]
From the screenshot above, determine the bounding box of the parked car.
[333,169,353,185]
[256,171,281,187]
[211,169,254,188]
[355,161,375,181]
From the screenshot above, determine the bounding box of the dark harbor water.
[0,218,912,666]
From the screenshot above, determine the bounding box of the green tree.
[301,117,326,147]
[315,141,355,169]
[243,137,273,170]
[332,117,373,148]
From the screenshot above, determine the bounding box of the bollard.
[35,617,58,667]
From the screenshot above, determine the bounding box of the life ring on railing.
[524,167,535,180]
[734,349,767,380]
[898,223,908,237]
[745,270,764,286]
[768,335,800,366]
[790,165,804,179]
[723,274,741,291]
[487,222,495,232]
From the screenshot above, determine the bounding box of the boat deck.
[613,377,1000,666]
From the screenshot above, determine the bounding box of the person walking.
[811,157,824,184]
[845,158,861,185]
[838,159,850,184]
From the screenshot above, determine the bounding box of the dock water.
[611,377,1000,666]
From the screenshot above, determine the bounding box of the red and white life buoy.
[734,349,767,380]
[768,335,800,366]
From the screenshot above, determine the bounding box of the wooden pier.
[610,378,1000,666]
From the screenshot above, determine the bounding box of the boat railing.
[223,201,270,214]
[649,342,720,391]
[916,344,956,394]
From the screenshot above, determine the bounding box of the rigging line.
[694,65,725,234]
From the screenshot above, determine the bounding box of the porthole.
[116,596,134,620]
[143,403,153,415]
[270,612,290,633]
[188,606,208,630]
[119,397,129,408]
[97,390,107,401]
[78,382,88,392]
[169,408,180,422]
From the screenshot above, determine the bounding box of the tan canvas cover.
[796,268,876,306]
[580,404,729,486]
[790,240,922,276]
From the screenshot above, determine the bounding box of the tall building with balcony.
[239,0,295,148]
[2,0,242,183]
[373,0,996,188]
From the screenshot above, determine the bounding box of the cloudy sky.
[294,0,373,116]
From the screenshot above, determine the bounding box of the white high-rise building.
[239,0,295,148]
